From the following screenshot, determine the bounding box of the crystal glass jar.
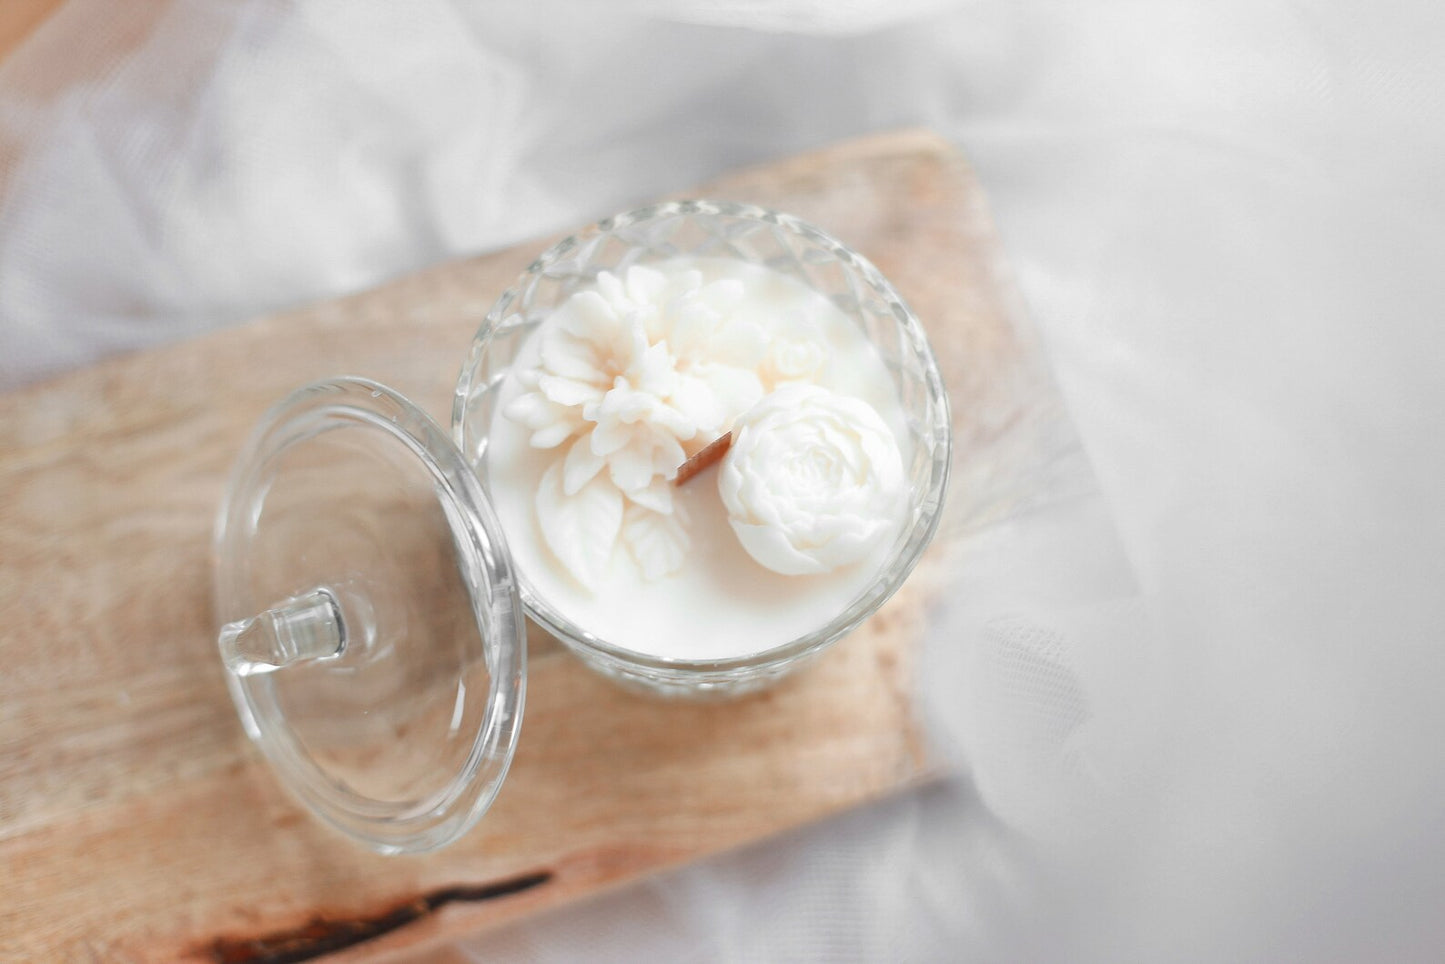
[214,201,951,853]
[454,200,952,696]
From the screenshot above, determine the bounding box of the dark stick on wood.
[205,872,553,964]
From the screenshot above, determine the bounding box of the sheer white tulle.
[3,1,1442,960]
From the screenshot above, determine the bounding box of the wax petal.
[535,461,622,592]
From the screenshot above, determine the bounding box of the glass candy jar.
[214,201,951,853]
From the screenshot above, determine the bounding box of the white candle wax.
[486,256,912,661]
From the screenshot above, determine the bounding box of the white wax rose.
[718,384,906,576]
[758,311,827,388]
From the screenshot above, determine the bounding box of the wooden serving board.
[0,130,1043,961]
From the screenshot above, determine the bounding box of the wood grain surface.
[0,130,1039,962]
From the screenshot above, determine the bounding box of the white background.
[2,1,1442,960]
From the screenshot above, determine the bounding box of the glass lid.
[213,377,525,854]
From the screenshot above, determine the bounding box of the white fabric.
[4,1,1444,960]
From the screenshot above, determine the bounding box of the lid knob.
[219,587,346,677]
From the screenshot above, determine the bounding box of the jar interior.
[454,202,950,687]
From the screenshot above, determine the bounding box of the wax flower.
[503,265,766,589]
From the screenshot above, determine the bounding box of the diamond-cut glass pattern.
[454,201,951,695]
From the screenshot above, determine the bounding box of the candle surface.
[487,256,911,661]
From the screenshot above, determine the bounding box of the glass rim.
[453,198,953,678]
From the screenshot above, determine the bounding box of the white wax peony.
[718,384,906,576]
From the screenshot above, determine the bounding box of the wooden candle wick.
[673,432,732,486]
